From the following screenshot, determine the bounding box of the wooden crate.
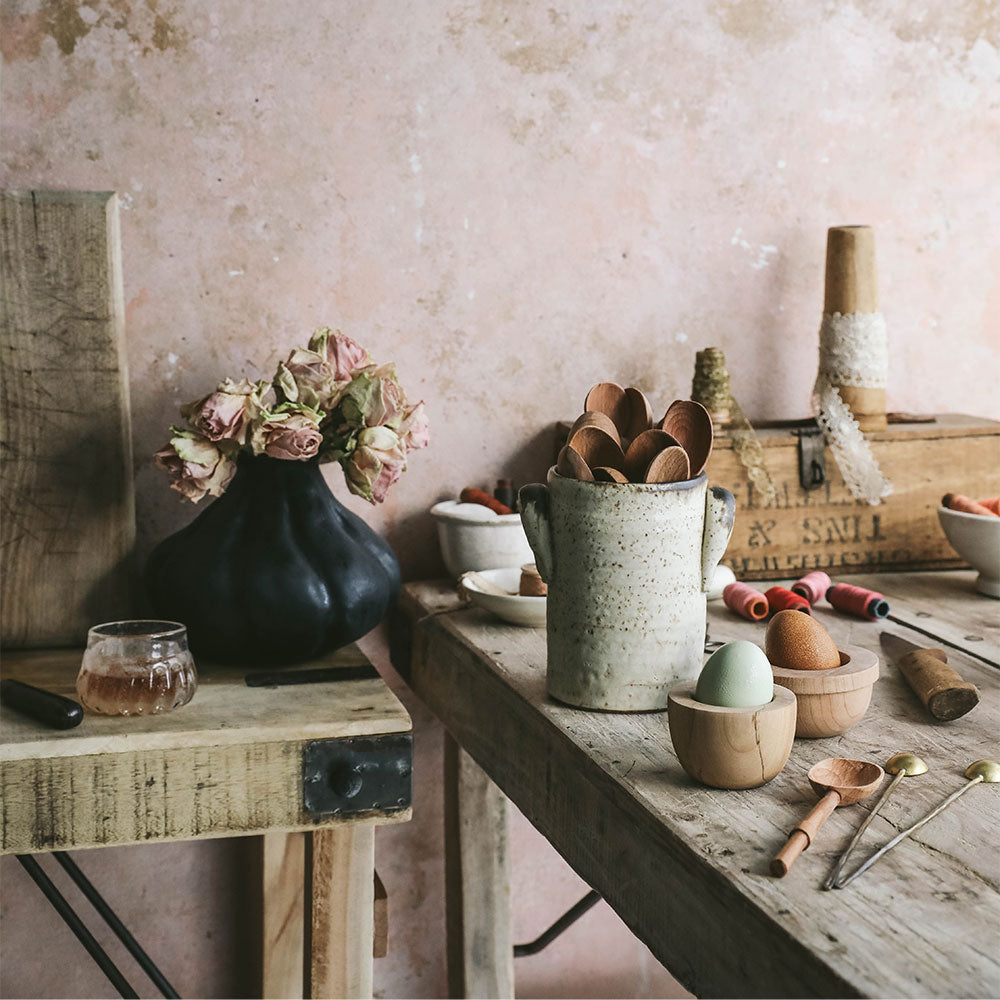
[706,414,1000,579]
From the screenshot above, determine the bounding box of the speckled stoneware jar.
[519,470,735,711]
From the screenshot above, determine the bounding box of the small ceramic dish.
[667,684,797,789]
[459,568,546,628]
[771,645,879,738]
[431,500,535,578]
[938,506,1000,598]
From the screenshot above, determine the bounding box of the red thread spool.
[723,582,769,621]
[791,571,832,606]
[826,583,889,620]
[764,586,811,615]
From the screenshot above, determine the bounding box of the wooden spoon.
[569,410,622,446]
[623,429,680,482]
[771,758,885,877]
[568,425,625,472]
[592,466,629,483]
[624,387,653,441]
[584,382,631,438]
[644,446,691,484]
[461,572,514,597]
[557,444,594,481]
[660,399,714,477]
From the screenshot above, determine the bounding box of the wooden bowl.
[667,684,797,789]
[771,645,879,738]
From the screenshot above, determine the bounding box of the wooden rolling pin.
[897,647,980,721]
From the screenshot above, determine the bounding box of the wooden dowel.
[771,791,840,877]
[897,648,980,721]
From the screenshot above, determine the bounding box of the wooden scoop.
[660,399,714,477]
[569,410,622,446]
[771,758,884,877]
[584,382,631,438]
[557,444,594,481]
[645,446,690,483]
[568,425,625,472]
[593,466,629,483]
[624,386,653,441]
[623,429,680,482]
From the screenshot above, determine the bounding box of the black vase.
[144,454,401,666]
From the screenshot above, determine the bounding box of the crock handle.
[518,484,554,582]
[702,485,736,591]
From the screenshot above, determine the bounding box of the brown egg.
[765,609,841,671]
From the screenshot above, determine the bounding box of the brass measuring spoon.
[822,753,928,890]
[837,759,1000,889]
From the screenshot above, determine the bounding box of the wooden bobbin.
[823,225,887,432]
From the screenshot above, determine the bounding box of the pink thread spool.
[723,582,769,621]
[827,583,889,620]
[764,586,811,615]
[791,571,832,606]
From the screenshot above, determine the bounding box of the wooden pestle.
[824,226,887,431]
[897,647,980,721]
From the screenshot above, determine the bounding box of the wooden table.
[0,644,411,999]
[395,571,1000,999]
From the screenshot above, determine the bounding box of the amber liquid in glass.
[77,644,197,716]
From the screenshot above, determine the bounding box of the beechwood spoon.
[645,446,690,484]
[592,466,629,483]
[569,410,622,446]
[622,429,680,482]
[624,386,654,441]
[660,399,714,477]
[568,425,625,471]
[557,444,594,481]
[583,382,631,439]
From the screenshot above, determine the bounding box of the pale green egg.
[695,640,773,708]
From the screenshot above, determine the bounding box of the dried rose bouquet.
[155,328,428,504]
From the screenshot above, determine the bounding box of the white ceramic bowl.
[430,500,535,578]
[938,506,1000,598]
[460,568,546,628]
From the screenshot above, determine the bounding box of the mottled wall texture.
[2,0,998,996]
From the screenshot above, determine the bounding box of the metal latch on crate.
[793,427,827,491]
[302,733,412,817]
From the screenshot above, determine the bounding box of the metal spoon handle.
[822,770,904,890]
[837,776,983,889]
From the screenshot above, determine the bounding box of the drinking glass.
[76,621,197,716]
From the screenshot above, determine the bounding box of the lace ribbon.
[812,311,892,505]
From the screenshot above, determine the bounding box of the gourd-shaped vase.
[144,455,401,666]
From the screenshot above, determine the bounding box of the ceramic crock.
[519,469,735,711]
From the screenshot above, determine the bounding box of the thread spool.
[827,583,889,621]
[823,226,887,432]
[764,587,811,615]
[723,582,769,621]
[791,571,832,606]
[691,348,732,427]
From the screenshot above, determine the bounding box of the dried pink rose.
[345,426,407,503]
[310,327,371,381]
[180,377,267,444]
[260,411,324,461]
[280,347,346,411]
[398,401,429,450]
[154,434,235,503]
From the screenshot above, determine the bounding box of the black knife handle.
[1,679,83,729]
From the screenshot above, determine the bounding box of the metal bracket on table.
[302,733,412,817]
[794,426,826,491]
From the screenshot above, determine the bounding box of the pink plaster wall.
[2,1,998,997]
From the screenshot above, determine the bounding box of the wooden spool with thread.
[823,225,887,431]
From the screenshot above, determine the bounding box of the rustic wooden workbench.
[0,644,411,999]
[396,570,999,999]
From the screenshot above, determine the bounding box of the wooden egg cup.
[771,645,879,738]
[667,685,797,790]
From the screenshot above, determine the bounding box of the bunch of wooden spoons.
[558,382,714,485]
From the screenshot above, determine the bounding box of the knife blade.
[880,631,980,721]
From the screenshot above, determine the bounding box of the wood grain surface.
[0,645,412,853]
[1,190,135,648]
[444,735,515,1000]
[398,571,1000,999]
